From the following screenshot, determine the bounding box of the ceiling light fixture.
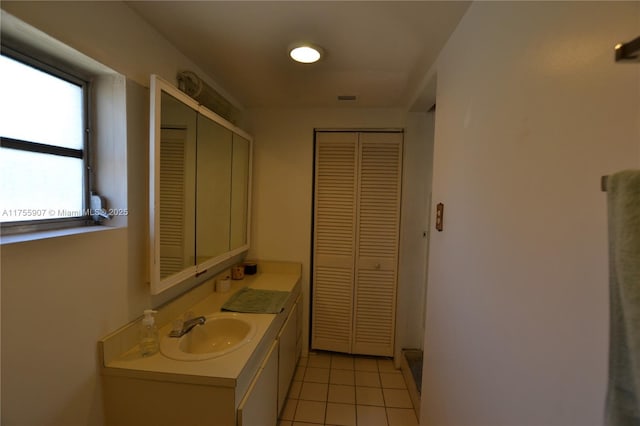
[289,44,322,64]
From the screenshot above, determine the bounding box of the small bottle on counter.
[231,265,245,280]
[140,309,159,357]
[216,276,231,292]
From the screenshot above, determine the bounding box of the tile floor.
[278,351,418,426]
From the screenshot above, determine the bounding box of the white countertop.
[100,266,301,390]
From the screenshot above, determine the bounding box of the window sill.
[0,225,118,246]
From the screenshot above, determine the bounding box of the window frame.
[0,43,93,235]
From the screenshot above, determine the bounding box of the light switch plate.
[435,203,444,232]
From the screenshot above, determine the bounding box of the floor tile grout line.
[285,354,415,425]
[323,398,327,425]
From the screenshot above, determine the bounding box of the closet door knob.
[375,263,381,270]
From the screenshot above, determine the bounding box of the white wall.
[2,230,128,425]
[246,107,430,357]
[396,111,435,359]
[422,2,640,425]
[0,3,239,425]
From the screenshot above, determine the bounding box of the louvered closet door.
[312,132,358,353]
[313,131,403,356]
[353,132,403,356]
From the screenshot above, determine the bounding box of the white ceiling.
[127,1,471,110]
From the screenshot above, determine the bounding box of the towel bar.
[615,36,640,62]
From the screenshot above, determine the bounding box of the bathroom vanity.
[99,261,302,426]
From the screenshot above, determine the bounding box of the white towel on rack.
[605,169,640,426]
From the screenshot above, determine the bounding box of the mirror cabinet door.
[196,113,232,265]
[230,133,250,251]
[151,75,251,295]
[159,91,197,280]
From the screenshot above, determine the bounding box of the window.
[0,45,91,233]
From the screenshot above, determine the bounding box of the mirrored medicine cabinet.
[149,75,251,295]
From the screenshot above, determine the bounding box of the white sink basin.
[160,312,256,361]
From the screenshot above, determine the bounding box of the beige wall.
[422,2,640,425]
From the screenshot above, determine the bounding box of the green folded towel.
[221,287,290,314]
[605,170,640,425]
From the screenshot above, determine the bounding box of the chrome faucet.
[169,316,206,338]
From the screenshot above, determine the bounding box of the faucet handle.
[170,319,184,337]
[169,311,193,336]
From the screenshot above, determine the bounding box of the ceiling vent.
[177,71,239,124]
[338,95,357,101]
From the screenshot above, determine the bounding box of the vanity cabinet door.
[278,303,298,413]
[237,340,278,426]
